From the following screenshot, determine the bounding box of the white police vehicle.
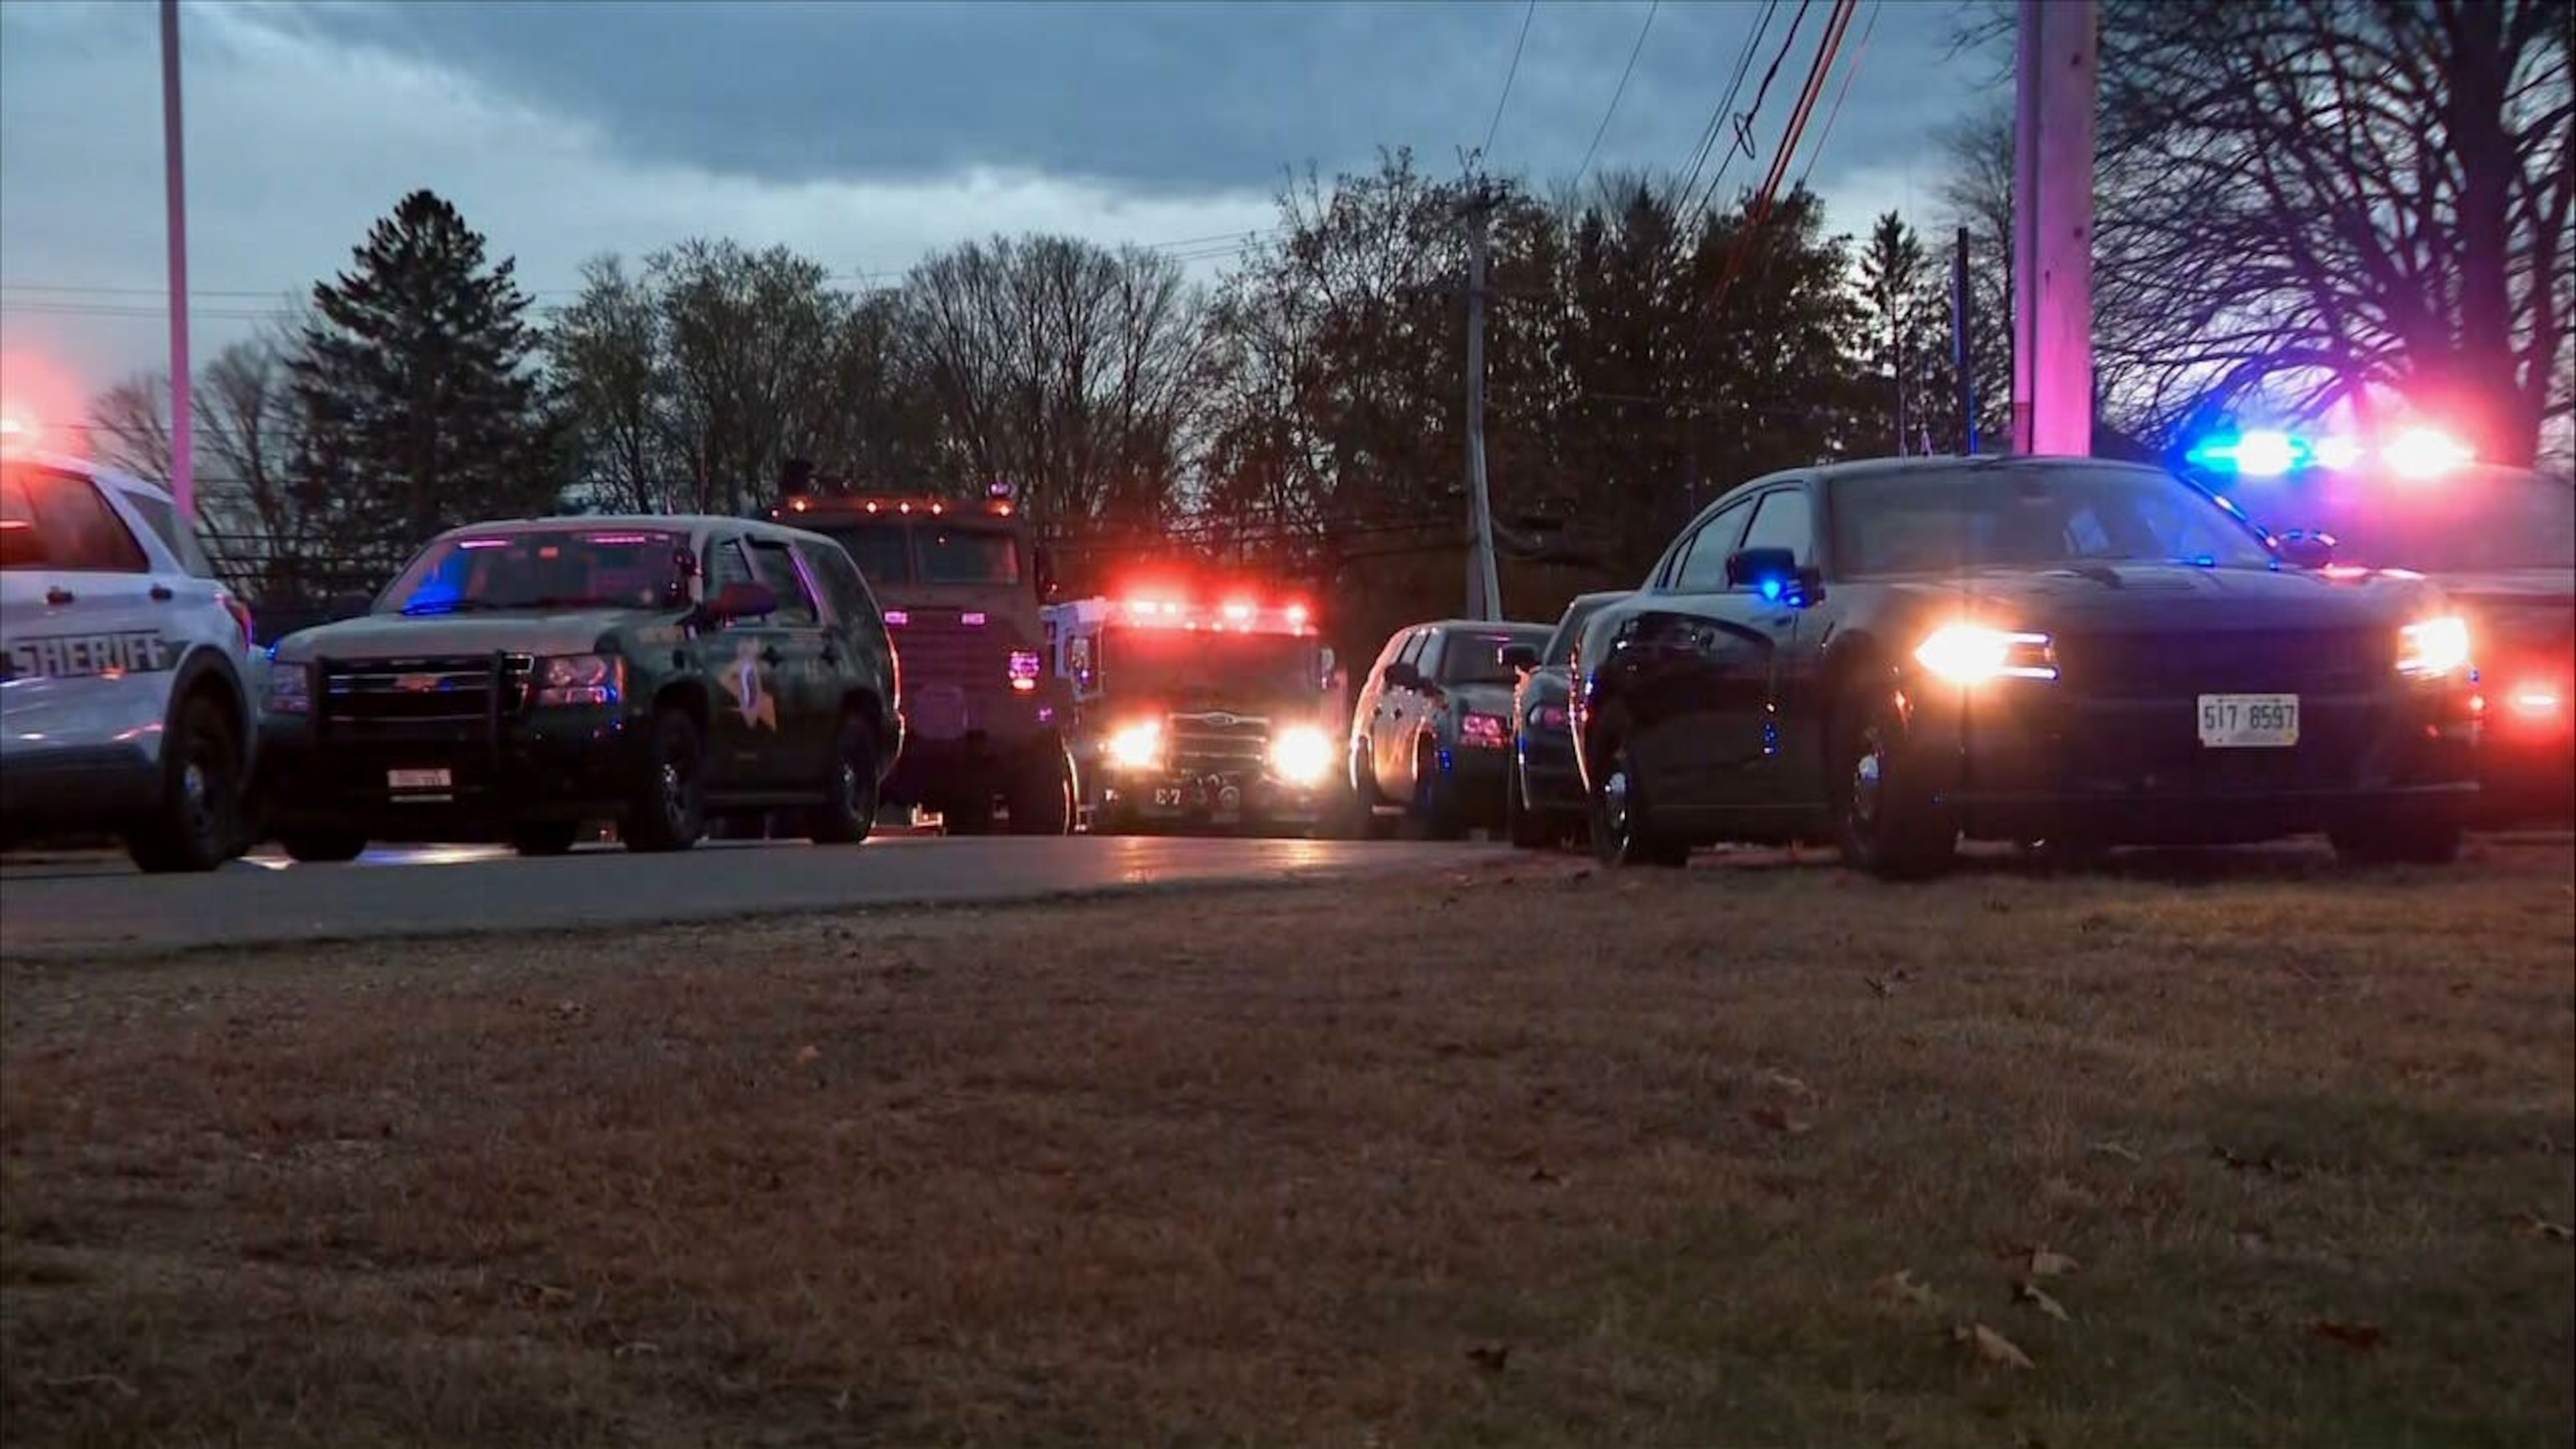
[2,424,259,870]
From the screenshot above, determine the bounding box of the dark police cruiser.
[3,430,261,871]
[256,515,900,860]
[1569,455,2481,876]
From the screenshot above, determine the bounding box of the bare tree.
[549,255,678,514]
[88,374,173,483]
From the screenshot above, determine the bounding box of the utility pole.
[2008,0,2098,457]
[160,0,194,522]
[1458,186,1504,621]
[1952,225,1978,454]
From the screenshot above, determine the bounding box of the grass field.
[3,840,2572,1448]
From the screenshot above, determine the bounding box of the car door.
[693,533,791,788]
[0,463,170,756]
[745,536,834,787]
[1608,497,1755,805]
[1376,629,1433,797]
[1696,484,1818,813]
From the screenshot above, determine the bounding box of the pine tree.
[289,190,563,567]
[1858,211,1930,456]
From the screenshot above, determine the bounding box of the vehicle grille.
[319,654,532,724]
[1168,712,1270,769]
[887,610,1015,697]
[2054,627,2389,699]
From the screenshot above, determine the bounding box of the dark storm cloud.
[289,0,1986,196]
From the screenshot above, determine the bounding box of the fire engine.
[770,478,1076,833]
[1044,587,1348,835]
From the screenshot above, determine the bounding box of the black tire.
[808,714,882,845]
[623,708,706,854]
[1588,739,1690,868]
[127,692,246,874]
[1832,683,1957,880]
[508,820,582,857]
[1006,749,1076,835]
[278,828,366,864]
[2329,813,2465,865]
[1506,764,1552,849]
[1412,740,1467,841]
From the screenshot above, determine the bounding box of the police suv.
[1,432,260,870]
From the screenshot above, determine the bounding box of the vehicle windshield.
[1107,626,1318,703]
[381,528,691,615]
[1542,598,1617,667]
[1440,626,1552,685]
[2235,465,2576,573]
[1831,461,2279,577]
[808,520,1021,587]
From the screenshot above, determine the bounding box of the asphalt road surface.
[0,835,1493,959]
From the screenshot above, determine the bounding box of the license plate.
[387,767,453,792]
[2198,693,2299,748]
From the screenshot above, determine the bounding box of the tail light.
[221,592,254,651]
[1009,649,1041,693]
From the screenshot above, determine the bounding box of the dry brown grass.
[3,841,2573,1448]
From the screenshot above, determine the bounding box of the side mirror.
[1500,642,1540,673]
[1382,661,1426,692]
[704,580,779,623]
[2276,530,2336,569]
[1726,547,1822,604]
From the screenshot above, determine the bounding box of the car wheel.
[1834,684,1956,880]
[1589,740,1690,868]
[127,693,245,874]
[278,828,366,864]
[1412,740,1467,841]
[623,708,706,853]
[508,821,583,857]
[808,714,882,844]
[2328,812,2464,865]
[1006,750,1076,835]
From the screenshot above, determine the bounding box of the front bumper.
[1097,767,1331,832]
[1914,678,2479,845]
[257,708,642,840]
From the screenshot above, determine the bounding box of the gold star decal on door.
[719,639,777,730]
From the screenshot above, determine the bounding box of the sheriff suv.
[2,438,260,872]
[257,516,901,859]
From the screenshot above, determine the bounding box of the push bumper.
[257,707,644,840]
[1914,681,2479,846]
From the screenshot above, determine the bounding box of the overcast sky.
[1,0,1995,421]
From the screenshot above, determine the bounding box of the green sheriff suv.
[256,516,901,859]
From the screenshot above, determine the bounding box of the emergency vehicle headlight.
[2395,615,2471,678]
[262,661,312,714]
[1913,624,2059,684]
[1267,724,1334,787]
[1107,719,1165,771]
[534,652,625,707]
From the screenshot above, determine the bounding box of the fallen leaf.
[1757,1069,1817,1099]
[1749,1104,1813,1135]
[795,1044,821,1065]
[2086,1140,2142,1163]
[1865,974,1897,997]
[2513,1212,2574,1242]
[2026,1247,2080,1278]
[1466,1343,1510,1374]
[2014,1280,2071,1322]
[1528,1165,1565,1187]
[1954,1322,2035,1369]
[1872,1269,1939,1310]
[2039,1177,2099,1212]
[2310,1320,2386,1353]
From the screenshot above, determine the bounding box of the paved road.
[0,835,1493,958]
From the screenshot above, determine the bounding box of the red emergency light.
[1114,588,1316,636]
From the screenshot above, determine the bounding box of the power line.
[1571,0,1661,189]
[1684,0,1815,224]
[1790,0,1883,195]
[1670,0,1778,215]
[1478,0,1541,164]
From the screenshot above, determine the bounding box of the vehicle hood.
[1888,563,2438,631]
[271,609,655,662]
